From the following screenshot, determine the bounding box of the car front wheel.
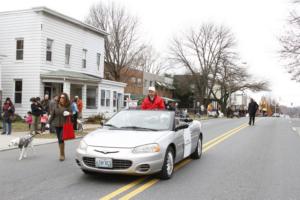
[191,137,202,159]
[159,147,175,180]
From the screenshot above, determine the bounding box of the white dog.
[8,134,35,160]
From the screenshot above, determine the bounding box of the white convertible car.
[76,110,203,179]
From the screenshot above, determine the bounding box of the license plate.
[95,158,113,168]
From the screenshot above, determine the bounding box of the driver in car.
[141,86,165,110]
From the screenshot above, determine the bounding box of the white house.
[0,7,126,118]
[0,54,4,106]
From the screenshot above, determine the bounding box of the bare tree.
[280,1,300,81]
[210,59,269,112]
[170,23,269,110]
[86,1,146,81]
[169,23,237,106]
[135,45,170,75]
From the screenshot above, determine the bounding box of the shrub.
[86,114,106,124]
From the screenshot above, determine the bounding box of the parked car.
[76,110,203,180]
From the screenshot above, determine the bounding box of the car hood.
[83,128,171,148]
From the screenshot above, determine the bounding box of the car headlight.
[132,143,160,153]
[78,140,88,151]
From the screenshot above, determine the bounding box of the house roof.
[41,70,101,83]
[32,7,109,37]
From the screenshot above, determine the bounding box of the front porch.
[41,70,126,118]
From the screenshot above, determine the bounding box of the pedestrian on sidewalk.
[71,99,78,131]
[41,94,50,115]
[49,95,58,133]
[40,113,48,133]
[25,111,33,130]
[1,98,15,135]
[248,98,259,126]
[75,96,83,119]
[30,97,43,135]
[49,93,71,161]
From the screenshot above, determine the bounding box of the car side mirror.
[175,123,189,131]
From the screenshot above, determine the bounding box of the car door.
[183,125,193,158]
[189,121,201,152]
[173,118,185,162]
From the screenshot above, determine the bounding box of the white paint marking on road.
[292,127,297,132]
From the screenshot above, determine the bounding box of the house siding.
[0,10,42,115]
[40,12,104,77]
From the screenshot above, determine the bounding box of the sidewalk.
[0,132,57,151]
[0,124,100,151]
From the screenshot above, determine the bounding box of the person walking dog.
[248,98,259,126]
[49,93,72,161]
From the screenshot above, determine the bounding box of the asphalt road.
[1,117,300,200]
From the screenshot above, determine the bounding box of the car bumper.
[76,146,164,175]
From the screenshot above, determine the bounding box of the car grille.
[82,157,132,170]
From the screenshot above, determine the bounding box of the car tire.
[159,147,175,180]
[191,136,202,159]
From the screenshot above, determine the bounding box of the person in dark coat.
[48,93,72,161]
[41,94,50,114]
[49,95,58,133]
[1,98,15,135]
[30,97,43,135]
[248,98,259,126]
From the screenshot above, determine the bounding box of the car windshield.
[104,110,173,131]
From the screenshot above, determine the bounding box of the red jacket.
[141,95,165,110]
[77,99,83,113]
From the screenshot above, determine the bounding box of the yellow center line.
[203,123,247,148]
[117,122,252,200]
[99,177,147,200]
[118,179,160,200]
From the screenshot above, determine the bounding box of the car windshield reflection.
[104,110,173,131]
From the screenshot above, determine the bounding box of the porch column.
[98,84,101,113]
[82,84,87,114]
[63,82,71,96]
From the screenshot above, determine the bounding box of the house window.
[106,90,111,107]
[101,90,105,106]
[65,44,71,65]
[113,91,117,107]
[131,77,137,84]
[97,53,101,70]
[82,49,87,68]
[144,80,148,87]
[86,86,97,109]
[101,90,111,107]
[137,78,142,86]
[16,39,24,60]
[46,39,53,62]
[14,80,22,104]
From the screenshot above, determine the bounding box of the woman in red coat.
[141,87,165,110]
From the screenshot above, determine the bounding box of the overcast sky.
[1,0,299,106]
